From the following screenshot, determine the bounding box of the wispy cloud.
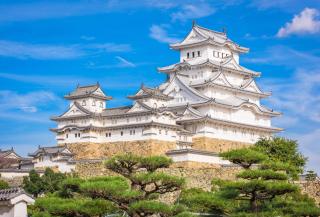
[0,1,223,23]
[249,0,320,12]
[277,8,320,37]
[0,73,96,87]
[80,35,96,41]
[87,56,136,69]
[115,56,136,67]
[149,25,181,44]
[171,3,216,22]
[0,40,132,60]
[0,90,59,114]
[243,45,320,69]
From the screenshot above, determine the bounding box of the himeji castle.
[51,23,282,151]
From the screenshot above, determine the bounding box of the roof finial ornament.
[140,82,144,89]
[192,20,196,27]
[76,83,80,88]
[96,81,100,87]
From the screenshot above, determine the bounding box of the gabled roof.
[177,105,204,121]
[190,97,281,116]
[127,85,173,101]
[102,106,132,116]
[177,115,283,133]
[0,148,22,159]
[170,23,249,53]
[158,57,260,77]
[29,145,73,157]
[51,101,93,121]
[190,71,271,98]
[162,73,209,103]
[0,188,33,202]
[64,83,112,100]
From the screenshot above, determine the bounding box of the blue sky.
[0,0,319,173]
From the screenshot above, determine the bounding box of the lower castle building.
[50,23,282,157]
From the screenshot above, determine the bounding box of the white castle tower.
[51,23,282,152]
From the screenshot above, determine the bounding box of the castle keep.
[50,23,281,162]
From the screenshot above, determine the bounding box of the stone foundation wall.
[192,137,250,153]
[66,137,250,159]
[300,180,320,206]
[75,161,240,190]
[66,140,176,159]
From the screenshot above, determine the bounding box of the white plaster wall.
[193,122,272,144]
[34,157,75,173]
[13,201,27,217]
[0,172,30,179]
[169,152,231,165]
[0,205,13,217]
[71,98,105,113]
[180,45,208,62]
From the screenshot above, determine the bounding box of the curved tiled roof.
[170,24,249,53]
[64,83,112,100]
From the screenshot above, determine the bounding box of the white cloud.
[277,8,320,37]
[243,45,320,69]
[0,90,58,112]
[149,25,181,44]
[288,129,320,173]
[171,3,216,22]
[87,56,136,69]
[0,40,132,60]
[115,56,136,67]
[80,35,96,41]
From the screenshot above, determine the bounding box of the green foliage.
[255,137,306,178]
[23,169,44,197]
[237,169,288,180]
[0,179,9,189]
[42,168,67,193]
[23,168,67,197]
[220,148,267,169]
[194,138,318,216]
[305,170,317,182]
[178,188,227,215]
[140,156,173,172]
[129,200,180,216]
[34,197,116,217]
[31,154,188,217]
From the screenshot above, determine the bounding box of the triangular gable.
[127,101,152,113]
[179,106,203,120]
[242,79,263,93]
[181,28,207,45]
[60,148,72,155]
[3,152,21,159]
[61,103,90,117]
[163,75,209,104]
[211,71,233,87]
[92,87,106,97]
[221,56,243,71]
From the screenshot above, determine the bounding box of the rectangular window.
[121,131,123,136]
[187,52,190,58]
[75,133,77,138]
[192,52,195,58]
[109,132,111,137]
[197,51,200,56]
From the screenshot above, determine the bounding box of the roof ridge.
[194,24,226,36]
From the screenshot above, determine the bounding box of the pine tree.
[31,154,188,217]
